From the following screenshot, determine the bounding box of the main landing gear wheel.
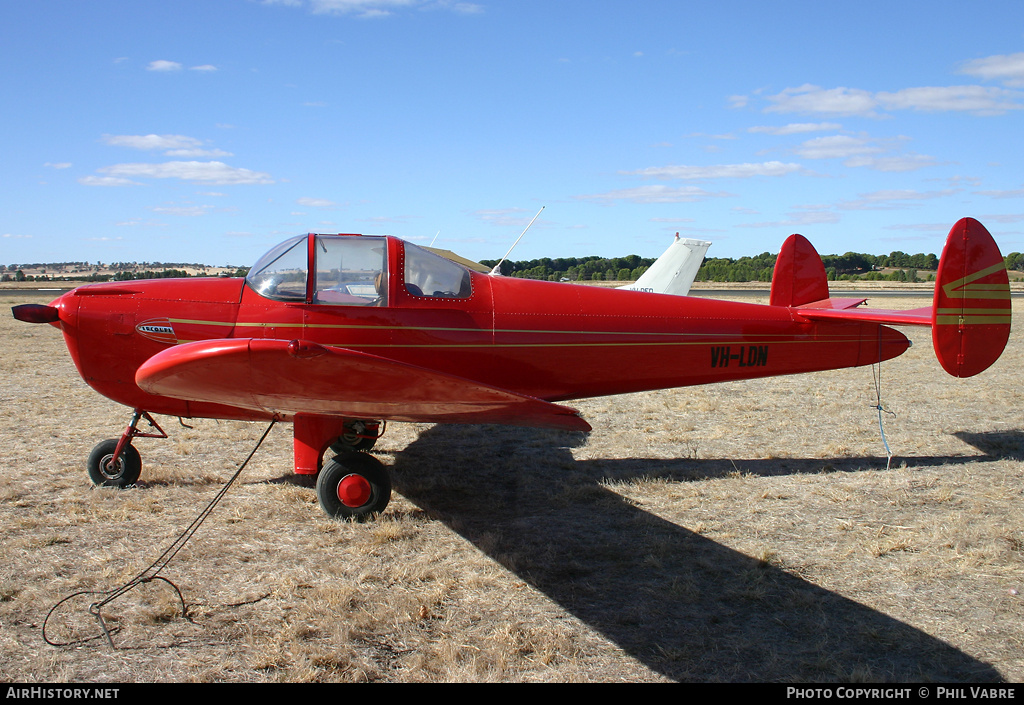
[87,439,142,488]
[316,453,391,521]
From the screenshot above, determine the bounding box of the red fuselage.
[46,234,910,424]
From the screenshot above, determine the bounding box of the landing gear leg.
[87,409,167,488]
[329,419,384,454]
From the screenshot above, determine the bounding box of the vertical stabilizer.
[932,217,1011,377]
[619,234,711,296]
[769,234,829,307]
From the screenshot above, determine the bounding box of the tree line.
[480,254,656,282]
[484,250,1024,283]
[4,249,1023,285]
[2,266,249,282]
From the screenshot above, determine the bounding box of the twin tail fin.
[769,217,1011,378]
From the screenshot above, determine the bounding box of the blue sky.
[3,0,1024,267]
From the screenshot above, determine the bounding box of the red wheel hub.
[337,473,372,507]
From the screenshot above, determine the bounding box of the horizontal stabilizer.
[793,304,932,327]
[136,338,592,432]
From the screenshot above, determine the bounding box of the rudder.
[770,234,829,307]
[933,217,1011,377]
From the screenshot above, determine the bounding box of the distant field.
[1,292,1021,682]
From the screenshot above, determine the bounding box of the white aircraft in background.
[618,233,711,296]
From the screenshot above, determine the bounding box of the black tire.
[316,453,391,520]
[87,439,142,488]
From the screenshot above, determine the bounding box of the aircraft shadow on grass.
[952,430,1024,462]
[387,423,1005,683]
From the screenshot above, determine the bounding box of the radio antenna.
[490,206,544,276]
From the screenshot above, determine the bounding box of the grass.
[1,292,1022,682]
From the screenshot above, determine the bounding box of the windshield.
[246,234,391,305]
[245,235,307,301]
[314,236,388,306]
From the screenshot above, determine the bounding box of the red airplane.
[12,217,1012,520]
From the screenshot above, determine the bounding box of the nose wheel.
[316,452,391,520]
[87,439,142,488]
[86,409,167,488]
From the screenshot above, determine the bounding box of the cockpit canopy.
[245,234,473,305]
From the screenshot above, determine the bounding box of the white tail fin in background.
[619,233,711,296]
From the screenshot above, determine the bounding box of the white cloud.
[96,161,274,185]
[473,208,533,227]
[791,134,936,172]
[310,0,424,17]
[165,149,233,158]
[297,197,339,208]
[360,215,419,226]
[959,52,1024,87]
[190,64,218,72]
[577,185,732,204]
[794,135,881,160]
[838,189,956,211]
[79,175,140,187]
[624,161,802,180]
[43,162,73,169]
[736,208,841,229]
[843,153,937,172]
[103,134,201,151]
[150,205,215,217]
[765,85,879,117]
[268,0,482,18]
[445,2,484,14]
[937,175,982,188]
[147,60,183,72]
[875,85,1022,115]
[101,134,233,158]
[748,122,842,135]
[116,219,168,228]
[976,186,1024,199]
[763,83,1023,117]
[973,213,1024,224]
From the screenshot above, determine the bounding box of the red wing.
[135,338,591,432]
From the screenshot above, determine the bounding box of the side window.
[404,243,472,299]
[245,235,308,301]
[313,236,388,306]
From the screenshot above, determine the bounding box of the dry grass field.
[1,290,1022,682]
